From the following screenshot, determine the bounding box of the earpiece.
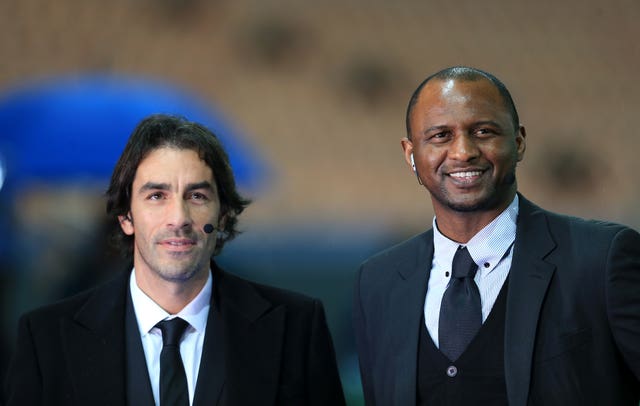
[410,153,423,185]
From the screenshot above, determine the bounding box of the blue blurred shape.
[0,74,267,192]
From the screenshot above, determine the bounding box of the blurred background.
[0,0,638,403]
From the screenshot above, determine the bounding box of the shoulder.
[354,230,433,299]
[520,196,637,243]
[547,209,630,236]
[361,229,433,271]
[518,196,640,267]
[246,276,318,308]
[215,268,321,314]
[17,271,129,334]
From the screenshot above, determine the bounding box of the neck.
[134,267,209,314]
[434,212,496,243]
[433,194,515,244]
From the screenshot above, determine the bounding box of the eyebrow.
[138,182,170,193]
[185,181,214,193]
[137,181,214,194]
[422,125,450,135]
[422,121,504,134]
[472,120,503,128]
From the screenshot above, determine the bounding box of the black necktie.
[156,318,190,406]
[439,246,482,361]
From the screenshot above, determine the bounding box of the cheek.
[126,209,158,238]
[486,143,518,166]
[196,204,220,223]
[421,151,445,173]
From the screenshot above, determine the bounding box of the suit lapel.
[193,287,225,406]
[215,266,285,405]
[504,196,557,406]
[386,231,433,405]
[61,271,129,405]
[125,289,154,406]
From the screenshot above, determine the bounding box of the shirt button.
[446,365,458,377]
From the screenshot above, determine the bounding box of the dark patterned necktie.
[438,246,482,361]
[156,318,190,406]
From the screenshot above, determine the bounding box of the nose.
[448,133,480,162]
[166,199,192,231]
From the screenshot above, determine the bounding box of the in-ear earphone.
[410,153,423,185]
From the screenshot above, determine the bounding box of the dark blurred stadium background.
[0,1,638,403]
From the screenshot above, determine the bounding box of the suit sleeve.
[3,314,43,405]
[306,299,346,406]
[353,263,376,406]
[605,227,640,380]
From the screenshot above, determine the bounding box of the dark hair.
[106,114,251,257]
[405,66,520,139]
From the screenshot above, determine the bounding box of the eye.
[189,192,209,201]
[147,192,164,200]
[427,132,451,143]
[475,128,497,137]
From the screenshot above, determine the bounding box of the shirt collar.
[433,194,519,276]
[129,268,212,337]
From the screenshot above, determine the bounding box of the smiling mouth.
[445,169,488,187]
[160,239,197,251]
[449,170,483,179]
[166,241,194,246]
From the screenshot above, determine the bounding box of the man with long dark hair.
[5,114,345,405]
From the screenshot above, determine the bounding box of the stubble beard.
[436,167,517,213]
[155,261,203,283]
[137,241,210,284]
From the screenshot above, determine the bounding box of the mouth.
[159,238,197,252]
[446,169,486,185]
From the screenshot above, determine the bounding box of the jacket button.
[446,365,458,377]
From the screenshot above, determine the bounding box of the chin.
[157,263,203,282]
[449,190,516,213]
[439,190,503,213]
[446,200,491,212]
[438,178,517,213]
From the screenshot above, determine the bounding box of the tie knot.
[451,246,477,279]
[156,317,189,347]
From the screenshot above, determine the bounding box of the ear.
[217,213,227,233]
[401,137,415,171]
[515,125,526,162]
[118,213,135,236]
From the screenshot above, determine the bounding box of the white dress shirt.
[424,195,519,348]
[129,269,212,406]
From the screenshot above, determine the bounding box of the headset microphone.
[203,224,215,234]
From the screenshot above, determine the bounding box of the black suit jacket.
[354,195,640,405]
[4,262,345,405]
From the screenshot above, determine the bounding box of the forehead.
[412,78,510,126]
[421,78,504,109]
[134,147,214,182]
